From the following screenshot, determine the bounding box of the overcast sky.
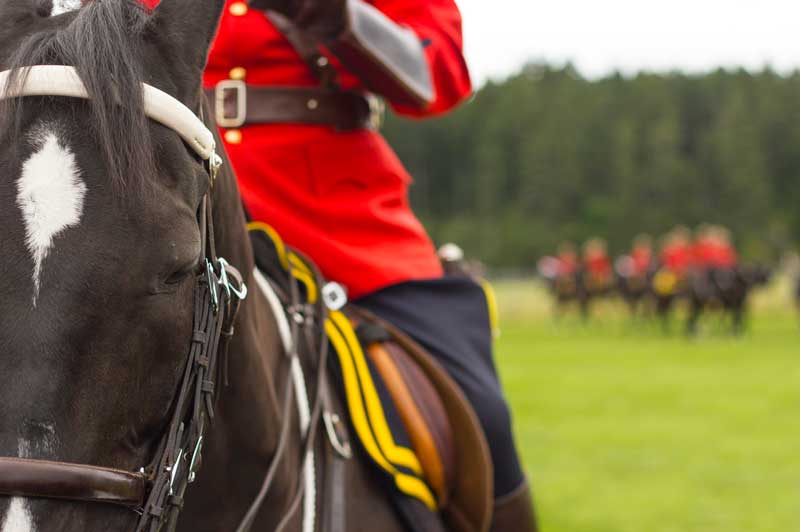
[458,0,800,85]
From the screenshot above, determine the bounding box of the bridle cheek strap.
[0,457,146,507]
[0,65,216,161]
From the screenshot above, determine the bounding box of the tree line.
[382,63,800,271]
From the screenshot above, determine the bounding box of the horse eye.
[164,261,198,286]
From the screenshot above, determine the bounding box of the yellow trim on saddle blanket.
[247,221,318,303]
[478,278,500,339]
[327,314,437,510]
[247,222,437,510]
[247,222,289,270]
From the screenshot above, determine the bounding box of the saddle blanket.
[248,222,452,532]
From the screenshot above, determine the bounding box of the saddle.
[248,222,493,532]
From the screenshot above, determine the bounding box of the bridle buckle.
[214,79,247,129]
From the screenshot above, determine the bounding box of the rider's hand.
[249,0,348,43]
[293,0,348,42]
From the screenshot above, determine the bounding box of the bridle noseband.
[0,65,246,531]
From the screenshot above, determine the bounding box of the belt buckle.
[214,79,247,129]
[366,94,385,131]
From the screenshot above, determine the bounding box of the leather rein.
[0,66,251,531]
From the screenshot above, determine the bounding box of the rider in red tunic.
[142,0,536,529]
[556,241,579,277]
[693,225,738,269]
[630,234,654,277]
[660,226,693,276]
[583,238,613,291]
[204,0,471,300]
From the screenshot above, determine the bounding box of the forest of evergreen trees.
[383,63,800,271]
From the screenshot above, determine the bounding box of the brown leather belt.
[204,82,384,131]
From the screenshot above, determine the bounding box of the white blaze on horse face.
[51,0,82,16]
[0,440,35,532]
[0,498,34,532]
[16,130,87,306]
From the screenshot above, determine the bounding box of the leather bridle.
[0,66,248,531]
[134,191,248,532]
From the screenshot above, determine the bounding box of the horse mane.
[0,0,155,190]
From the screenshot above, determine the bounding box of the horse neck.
[210,155,286,431]
[182,137,303,530]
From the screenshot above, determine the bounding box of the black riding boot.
[490,479,538,532]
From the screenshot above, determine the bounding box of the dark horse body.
[615,269,655,319]
[649,268,688,334]
[685,266,771,335]
[545,272,587,320]
[546,270,614,321]
[0,1,406,530]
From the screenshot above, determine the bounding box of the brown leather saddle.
[348,306,493,532]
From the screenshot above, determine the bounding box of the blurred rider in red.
[660,226,693,276]
[556,241,579,277]
[694,225,737,269]
[629,234,654,277]
[139,0,537,529]
[583,238,613,291]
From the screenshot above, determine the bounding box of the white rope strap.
[253,268,316,532]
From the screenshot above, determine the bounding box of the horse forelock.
[0,0,157,193]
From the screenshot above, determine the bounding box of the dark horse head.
[0,0,226,529]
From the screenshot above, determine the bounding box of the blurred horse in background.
[615,265,655,318]
[685,265,771,335]
[615,234,657,318]
[649,268,687,332]
[538,257,592,320]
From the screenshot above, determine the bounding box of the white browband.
[0,65,216,160]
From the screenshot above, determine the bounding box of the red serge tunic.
[692,240,738,268]
[168,0,472,299]
[661,244,693,275]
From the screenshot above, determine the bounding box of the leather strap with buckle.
[206,84,384,131]
[214,79,248,128]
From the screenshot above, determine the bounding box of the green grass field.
[493,278,799,532]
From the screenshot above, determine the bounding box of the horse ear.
[150,0,225,92]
